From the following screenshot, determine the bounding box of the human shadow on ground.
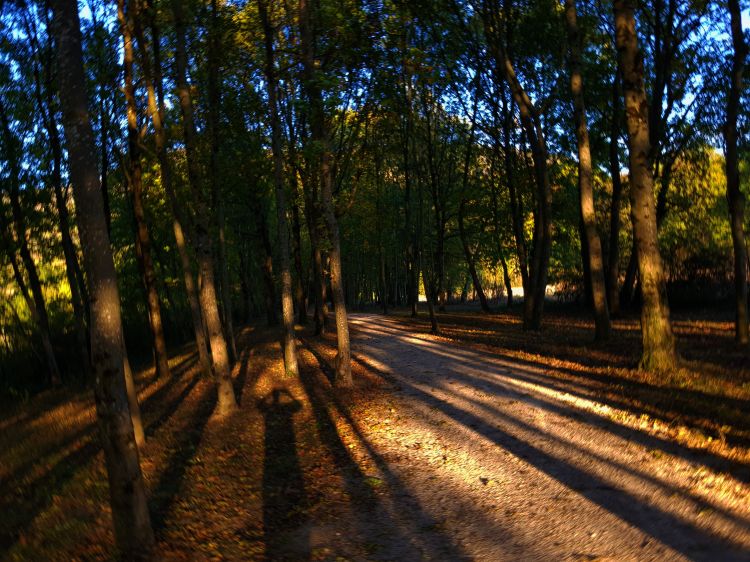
[349,320,750,560]
[258,388,309,561]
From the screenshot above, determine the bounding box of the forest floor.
[1,305,750,560]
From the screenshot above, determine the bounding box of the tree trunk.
[484,5,551,330]
[282,81,309,326]
[502,91,529,298]
[565,0,611,341]
[122,344,146,447]
[726,0,749,344]
[99,97,112,237]
[23,18,92,380]
[321,156,353,386]
[291,194,308,325]
[614,0,677,370]
[173,0,237,414]
[259,0,299,376]
[459,199,491,312]
[607,73,624,316]
[299,0,351,387]
[136,8,213,379]
[207,0,238,365]
[118,0,170,380]
[252,197,279,326]
[51,0,154,553]
[500,255,513,307]
[400,32,418,319]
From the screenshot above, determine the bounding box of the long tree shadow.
[347,326,750,560]
[349,349,750,534]
[149,382,216,532]
[234,346,253,405]
[143,371,202,437]
[301,340,486,561]
[0,369,196,552]
[356,319,750,458]
[258,388,309,561]
[402,315,750,412]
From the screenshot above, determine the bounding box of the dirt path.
[3,315,750,561]
[312,313,750,561]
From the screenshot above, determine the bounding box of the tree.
[258,0,300,376]
[483,0,553,331]
[564,0,611,341]
[118,0,170,379]
[50,0,154,553]
[172,0,238,415]
[132,0,213,379]
[0,98,62,386]
[298,0,352,387]
[725,0,749,344]
[614,0,677,370]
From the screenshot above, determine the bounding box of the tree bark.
[726,0,749,344]
[291,191,308,325]
[51,0,154,553]
[282,83,312,327]
[24,15,92,380]
[565,0,611,341]
[259,0,299,376]
[207,0,238,365]
[173,0,237,415]
[135,3,213,379]
[483,3,551,330]
[299,0,351,387]
[459,199,491,313]
[607,73,624,316]
[118,0,170,380]
[614,0,677,370]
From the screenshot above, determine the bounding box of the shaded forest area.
[1,0,750,559]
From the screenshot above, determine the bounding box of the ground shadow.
[234,347,253,405]
[348,319,750,559]
[149,380,215,532]
[0,369,195,552]
[301,339,501,561]
[258,388,309,561]
[368,316,750,452]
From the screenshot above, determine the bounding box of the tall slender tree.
[132,0,213,378]
[0,99,62,386]
[50,0,154,553]
[258,0,299,376]
[614,0,677,370]
[172,0,238,415]
[118,0,171,379]
[725,0,748,344]
[299,0,352,387]
[483,0,553,331]
[564,0,611,341]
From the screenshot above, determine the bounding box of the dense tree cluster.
[0,0,747,554]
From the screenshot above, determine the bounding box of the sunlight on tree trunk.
[173,0,237,415]
[118,0,170,380]
[614,0,677,371]
[259,0,300,377]
[565,0,611,342]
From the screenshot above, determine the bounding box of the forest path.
[320,313,750,561]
